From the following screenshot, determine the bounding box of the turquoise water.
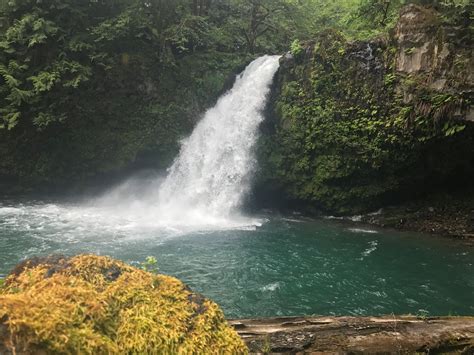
[0,200,473,318]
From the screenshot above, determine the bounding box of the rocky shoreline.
[229,316,474,353]
[359,190,474,245]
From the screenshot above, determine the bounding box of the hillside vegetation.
[0,0,472,215]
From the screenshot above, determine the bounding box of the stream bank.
[360,190,474,244]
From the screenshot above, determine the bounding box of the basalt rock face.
[395,5,449,75]
[0,255,247,354]
[393,4,473,119]
[256,4,474,215]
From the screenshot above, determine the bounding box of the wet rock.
[281,52,295,68]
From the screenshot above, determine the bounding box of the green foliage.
[290,39,303,57]
[0,0,254,188]
[344,0,472,39]
[351,0,403,36]
[258,26,473,214]
[141,256,159,273]
[0,0,198,130]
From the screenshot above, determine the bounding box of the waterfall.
[153,55,280,228]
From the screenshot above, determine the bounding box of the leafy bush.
[290,39,304,57]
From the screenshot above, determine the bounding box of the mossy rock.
[0,255,247,354]
[256,10,474,215]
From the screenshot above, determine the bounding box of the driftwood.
[228,316,474,354]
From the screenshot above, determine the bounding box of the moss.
[257,24,474,215]
[0,255,247,354]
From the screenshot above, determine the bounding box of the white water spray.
[15,55,281,234]
[153,55,280,228]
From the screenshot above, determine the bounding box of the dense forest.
[0,0,472,213]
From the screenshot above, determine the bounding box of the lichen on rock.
[0,254,247,354]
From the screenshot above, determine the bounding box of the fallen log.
[228,316,474,353]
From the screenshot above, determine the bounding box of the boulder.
[0,255,247,354]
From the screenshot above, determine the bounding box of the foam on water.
[361,240,378,257]
[89,55,281,232]
[260,282,281,292]
[348,228,379,234]
[153,55,281,228]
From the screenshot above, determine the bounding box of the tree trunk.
[229,316,474,353]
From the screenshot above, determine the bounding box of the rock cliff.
[256,4,473,215]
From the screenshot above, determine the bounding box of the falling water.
[1,56,473,318]
[153,55,281,228]
[0,56,280,237]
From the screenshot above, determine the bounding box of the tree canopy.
[2,0,471,129]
